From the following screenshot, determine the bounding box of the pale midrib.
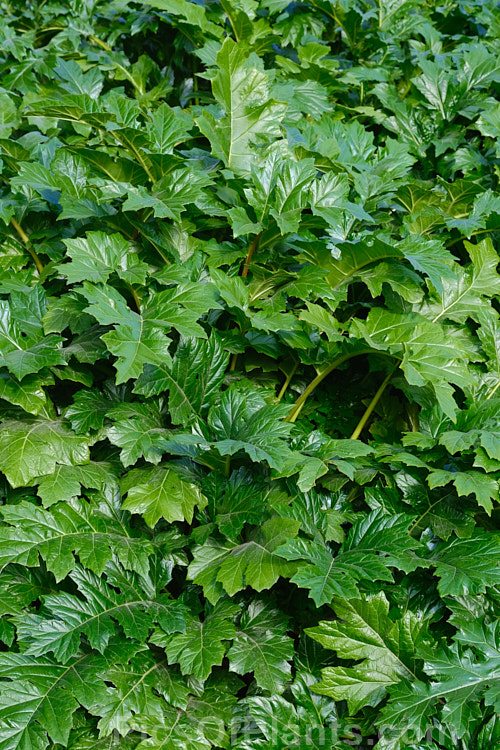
[17,421,58,465]
[152,366,196,414]
[108,658,166,717]
[388,672,500,721]
[156,709,183,746]
[432,276,478,322]
[17,525,132,544]
[28,653,88,735]
[318,557,336,601]
[338,610,417,681]
[333,252,399,288]
[44,597,168,641]
[237,631,276,687]
[0,330,23,351]
[226,71,259,168]
[408,490,456,534]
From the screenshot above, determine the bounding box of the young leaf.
[196,38,287,173]
[134,334,229,426]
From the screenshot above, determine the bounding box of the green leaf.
[427,468,498,514]
[277,510,424,606]
[145,0,224,37]
[102,324,172,383]
[0,301,66,380]
[398,235,457,293]
[213,467,271,539]
[307,593,423,713]
[96,651,187,735]
[269,158,317,234]
[0,498,152,580]
[246,691,337,750]
[35,461,116,506]
[395,471,476,540]
[412,59,460,120]
[207,389,293,470]
[228,600,294,693]
[381,620,500,746]
[0,417,90,487]
[134,334,229,426]
[477,311,500,399]
[421,238,500,324]
[123,169,213,221]
[66,387,120,433]
[15,565,187,663]
[196,38,286,172]
[155,600,237,681]
[147,103,193,153]
[188,517,300,602]
[121,464,208,526]
[58,232,135,284]
[0,370,53,415]
[351,308,476,418]
[227,206,262,237]
[428,532,500,596]
[310,172,350,226]
[2,3,500,745]
[210,269,249,310]
[0,94,20,138]
[0,651,107,750]
[130,708,211,750]
[106,402,169,467]
[299,303,343,342]
[81,283,173,383]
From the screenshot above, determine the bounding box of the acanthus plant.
[0,0,499,748]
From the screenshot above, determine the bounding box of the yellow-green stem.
[89,34,111,51]
[308,0,354,48]
[192,56,199,107]
[276,360,299,403]
[285,350,373,423]
[350,366,398,441]
[126,283,141,313]
[109,132,156,184]
[486,379,500,400]
[10,217,44,273]
[226,9,239,41]
[229,351,239,372]
[446,227,495,249]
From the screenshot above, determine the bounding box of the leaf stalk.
[126,282,142,313]
[286,351,400,423]
[276,360,299,403]
[10,217,44,273]
[285,350,373,423]
[350,365,398,441]
[241,232,262,279]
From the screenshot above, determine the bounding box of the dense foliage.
[1,0,500,747]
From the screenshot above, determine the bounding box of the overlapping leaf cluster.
[0,1,500,748]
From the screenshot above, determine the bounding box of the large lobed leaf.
[0,0,499,748]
